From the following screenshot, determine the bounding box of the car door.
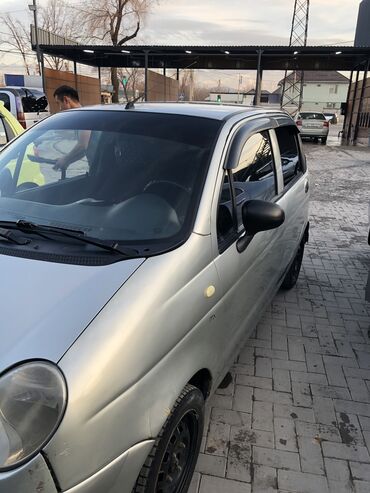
[272,123,309,271]
[212,120,285,372]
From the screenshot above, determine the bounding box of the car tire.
[281,242,305,290]
[134,384,204,493]
[322,137,327,144]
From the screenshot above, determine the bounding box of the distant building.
[2,74,43,90]
[278,71,349,114]
[269,87,283,105]
[208,90,249,105]
[245,89,271,104]
[208,89,271,105]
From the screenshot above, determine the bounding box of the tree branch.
[117,21,140,45]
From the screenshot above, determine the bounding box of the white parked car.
[296,111,330,144]
[0,86,49,129]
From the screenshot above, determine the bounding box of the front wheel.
[281,242,305,290]
[134,384,204,493]
[322,137,327,144]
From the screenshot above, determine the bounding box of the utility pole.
[280,0,310,115]
[29,0,41,76]
[189,69,194,101]
[237,74,243,104]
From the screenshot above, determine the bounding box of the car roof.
[81,102,293,122]
[0,87,46,96]
[299,110,325,114]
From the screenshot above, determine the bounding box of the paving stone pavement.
[191,139,370,493]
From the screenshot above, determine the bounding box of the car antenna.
[125,94,143,110]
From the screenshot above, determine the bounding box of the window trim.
[224,117,277,170]
[271,126,306,197]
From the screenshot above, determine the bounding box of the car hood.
[0,254,145,373]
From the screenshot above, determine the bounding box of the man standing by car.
[53,85,91,171]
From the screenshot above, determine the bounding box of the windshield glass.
[0,94,11,112]
[0,109,221,251]
[21,89,49,113]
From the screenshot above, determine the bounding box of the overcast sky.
[138,0,359,46]
[0,0,361,90]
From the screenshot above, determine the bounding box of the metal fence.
[31,25,79,47]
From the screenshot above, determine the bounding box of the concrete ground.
[191,127,370,492]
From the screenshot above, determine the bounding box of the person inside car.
[53,85,91,172]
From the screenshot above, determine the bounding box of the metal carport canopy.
[38,45,370,71]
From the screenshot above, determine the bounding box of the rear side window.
[275,126,303,188]
[299,112,325,121]
[21,93,48,113]
[0,93,11,112]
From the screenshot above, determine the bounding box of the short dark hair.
[54,85,79,102]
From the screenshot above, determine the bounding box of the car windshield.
[299,113,326,120]
[0,109,221,252]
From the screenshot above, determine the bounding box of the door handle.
[304,179,309,193]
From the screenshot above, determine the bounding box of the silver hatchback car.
[296,111,330,144]
[0,103,309,493]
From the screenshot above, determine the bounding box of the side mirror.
[237,199,285,252]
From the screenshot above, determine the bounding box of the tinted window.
[21,89,48,113]
[233,131,276,201]
[275,126,303,187]
[0,94,11,112]
[299,113,326,121]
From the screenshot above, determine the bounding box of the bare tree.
[117,67,144,101]
[39,0,83,71]
[178,71,210,101]
[178,70,191,100]
[80,0,155,102]
[193,85,210,101]
[0,14,35,75]
[0,0,83,75]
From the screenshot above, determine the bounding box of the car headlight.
[0,361,67,471]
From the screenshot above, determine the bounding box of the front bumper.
[63,440,154,493]
[0,440,154,493]
[0,454,58,493]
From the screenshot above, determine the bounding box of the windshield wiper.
[0,227,30,246]
[0,220,137,257]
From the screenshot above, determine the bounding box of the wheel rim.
[156,410,199,493]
